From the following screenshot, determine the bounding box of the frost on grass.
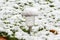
[0,0,60,40]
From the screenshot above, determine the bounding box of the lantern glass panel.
[25,16,35,27]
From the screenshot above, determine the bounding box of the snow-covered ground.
[0,0,60,40]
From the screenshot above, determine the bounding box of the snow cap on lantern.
[22,7,39,26]
[22,7,39,16]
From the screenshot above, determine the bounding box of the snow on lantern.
[22,7,39,35]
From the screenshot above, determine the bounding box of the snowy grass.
[0,0,60,40]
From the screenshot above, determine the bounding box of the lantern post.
[22,7,39,35]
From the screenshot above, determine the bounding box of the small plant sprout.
[22,7,39,35]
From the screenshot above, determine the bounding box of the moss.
[55,25,57,27]
[45,0,50,1]
[40,8,43,10]
[17,3,21,5]
[0,9,2,11]
[3,22,10,24]
[1,18,7,20]
[29,2,32,4]
[13,6,18,9]
[53,17,55,19]
[46,33,49,36]
[44,26,46,29]
[50,10,52,12]
[20,26,29,34]
[45,0,53,3]
[6,0,8,2]
[28,2,33,7]
[10,26,13,28]
[0,32,8,37]
[49,5,54,7]
[22,29,30,34]
[20,38,25,40]
[44,15,47,17]
[13,24,17,26]
[7,37,18,40]
[38,28,43,31]
[24,3,28,5]
[39,18,42,20]
[57,19,60,21]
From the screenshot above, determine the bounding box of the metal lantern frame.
[22,7,39,35]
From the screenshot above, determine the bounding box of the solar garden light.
[22,7,39,35]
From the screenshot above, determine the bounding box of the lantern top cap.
[22,7,39,16]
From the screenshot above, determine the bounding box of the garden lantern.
[22,7,39,35]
